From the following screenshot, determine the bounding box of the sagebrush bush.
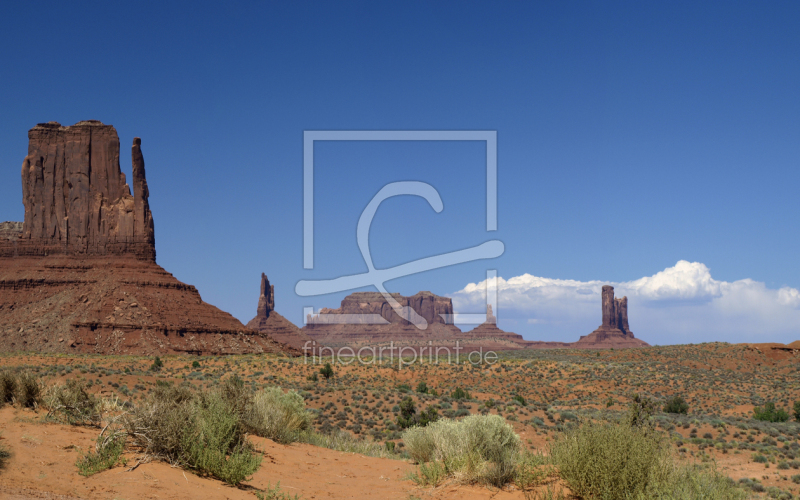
[244,387,311,444]
[44,379,101,426]
[182,391,261,485]
[402,414,520,486]
[219,374,252,419]
[124,383,196,462]
[550,422,671,499]
[124,382,260,485]
[550,422,749,500]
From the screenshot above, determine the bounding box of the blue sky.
[1,1,798,345]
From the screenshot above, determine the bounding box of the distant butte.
[574,285,649,348]
[0,121,297,356]
[303,285,649,352]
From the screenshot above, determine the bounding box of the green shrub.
[754,402,790,422]
[627,394,657,430]
[192,360,201,369]
[416,381,429,394]
[663,395,689,415]
[244,387,311,444]
[550,422,749,500]
[395,396,440,429]
[512,394,526,406]
[402,414,520,486]
[794,401,800,422]
[255,482,303,500]
[319,363,334,379]
[451,387,471,400]
[653,464,749,499]
[44,379,101,426]
[408,460,446,487]
[123,383,262,485]
[219,374,251,419]
[150,356,163,372]
[76,434,126,476]
[550,422,671,499]
[181,392,261,485]
[514,451,552,493]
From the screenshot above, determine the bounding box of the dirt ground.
[0,341,798,499]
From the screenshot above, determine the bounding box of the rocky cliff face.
[3,121,155,260]
[246,273,312,350]
[0,121,296,356]
[576,285,648,348]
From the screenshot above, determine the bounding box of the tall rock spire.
[256,273,275,319]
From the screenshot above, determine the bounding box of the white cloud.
[450,261,800,345]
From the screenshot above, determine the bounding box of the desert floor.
[1,341,799,499]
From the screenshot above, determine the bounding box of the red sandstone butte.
[0,121,297,356]
[246,273,313,350]
[303,285,648,352]
[574,285,648,348]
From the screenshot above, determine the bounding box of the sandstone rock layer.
[0,255,297,355]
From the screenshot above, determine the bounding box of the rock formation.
[304,286,649,352]
[0,121,297,356]
[459,305,526,344]
[3,121,155,260]
[246,273,313,350]
[303,291,466,349]
[575,285,648,348]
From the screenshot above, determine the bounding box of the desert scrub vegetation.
[124,380,263,484]
[119,376,317,484]
[44,379,102,426]
[0,369,42,408]
[76,434,126,476]
[244,386,312,444]
[403,414,521,486]
[549,421,749,499]
[754,402,790,422]
[298,429,398,459]
[663,395,689,414]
